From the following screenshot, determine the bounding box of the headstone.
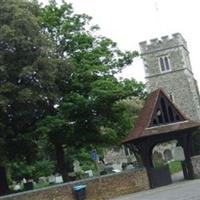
[112,163,122,172]
[55,175,63,184]
[85,170,93,177]
[104,147,129,165]
[13,183,21,191]
[164,149,173,161]
[68,172,76,177]
[127,155,136,163]
[174,146,185,161]
[126,164,134,170]
[48,175,56,184]
[22,178,27,184]
[38,177,47,184]
[73,160,82,173]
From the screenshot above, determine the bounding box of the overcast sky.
[41,0,200,85]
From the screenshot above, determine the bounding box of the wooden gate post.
[0,166,9,196]
[179,133,195,180]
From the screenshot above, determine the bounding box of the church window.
[164,56,170,70]
[159,56,171,73]
[160,57,165,71]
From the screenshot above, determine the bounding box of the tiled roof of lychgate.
[122,88,200,143]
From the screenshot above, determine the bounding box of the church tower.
[139,33,200,121]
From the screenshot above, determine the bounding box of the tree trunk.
[55,145,69,182]
[0,166,9,196]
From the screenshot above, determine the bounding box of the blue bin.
[73,184,86,200]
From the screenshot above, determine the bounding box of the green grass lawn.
[34,182,50,190]
[168,160,182,174]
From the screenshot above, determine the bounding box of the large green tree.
[0,0,146,190]
[37,1,146,181]
[0,0,71,193]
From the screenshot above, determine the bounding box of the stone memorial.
[173,146,185,161]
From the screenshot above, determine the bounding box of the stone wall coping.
[0,168,145,199]
[192,155,200,159]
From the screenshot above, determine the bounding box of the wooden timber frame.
[122,88,200,188]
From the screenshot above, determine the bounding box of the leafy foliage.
[8,159,55,181]
[0,0,146,186]
[38,1,145,148]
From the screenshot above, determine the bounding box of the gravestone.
[164,149,173,161]
[174,146,185,161]
[73,160,82,173]
[55,175,63,184]
[85,170,93,177]
[48,175,56,184]
[13,182,21,191]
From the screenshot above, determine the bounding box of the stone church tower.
[139,33,200,121]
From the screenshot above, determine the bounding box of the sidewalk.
[110,179,200,200]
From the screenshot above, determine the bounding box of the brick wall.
[0,169,149,200]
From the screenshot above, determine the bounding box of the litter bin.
[73,184,86,200]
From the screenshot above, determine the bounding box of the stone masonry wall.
[142,47,185,77]
[139,33,200,121]
[147,70,200,120]
[0,169,149,200]
[191,155,200,178]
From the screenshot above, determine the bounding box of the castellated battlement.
[139,33,188,54]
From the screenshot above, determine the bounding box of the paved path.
[111,179,200,200]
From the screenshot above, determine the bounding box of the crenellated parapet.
[139,33,188,54]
